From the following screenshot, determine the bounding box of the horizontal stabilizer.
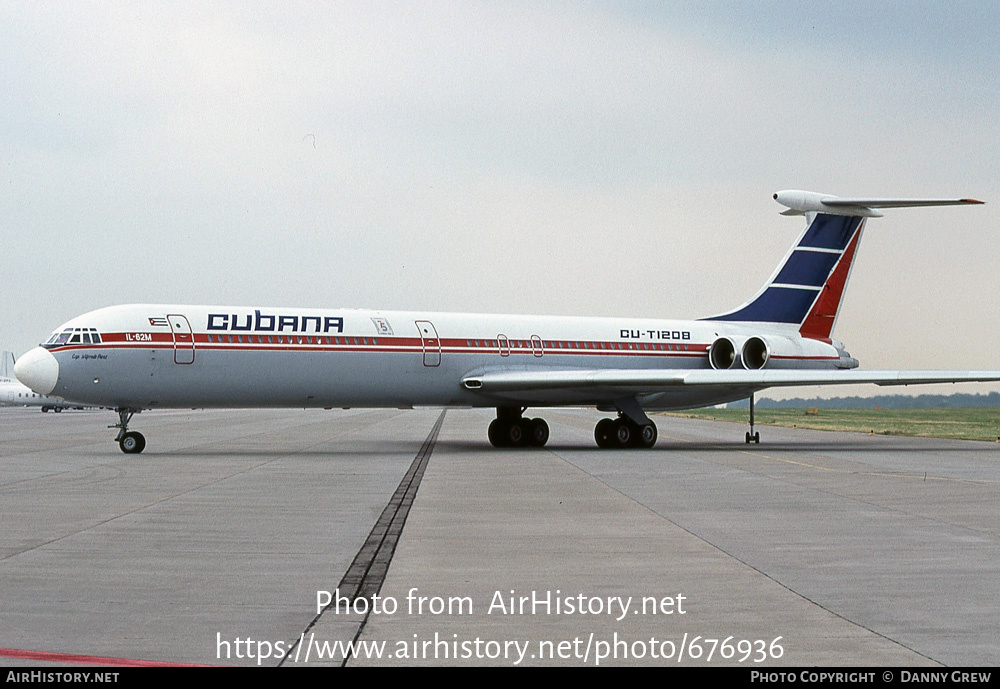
[822,197,985,209]
[774,190,984,217]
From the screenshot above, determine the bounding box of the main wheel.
[488,419,506,447]
[528,418,549,447]
[638,422,657,448]
[506,420,528,447]
[119,431,146,454]
[595,418,615,448]
[613,420,632,448]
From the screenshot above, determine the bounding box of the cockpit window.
[42,327,102,349]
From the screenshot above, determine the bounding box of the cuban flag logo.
[148,317,169,327]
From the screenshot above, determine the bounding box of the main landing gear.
[487,402,659,450]
[594,415,658,449]
[112,407,146,454]
[488,407,549,447]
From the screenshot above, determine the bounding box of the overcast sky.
[3,1,998,398]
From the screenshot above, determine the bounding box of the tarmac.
[1,405,998,667]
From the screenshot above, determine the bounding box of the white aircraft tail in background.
[14,190,998,453]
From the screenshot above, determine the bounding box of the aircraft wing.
[462,368,1000,393]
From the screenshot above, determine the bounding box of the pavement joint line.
[546,434,939,666]
[656,429,1000,541]
[281,410,446,667]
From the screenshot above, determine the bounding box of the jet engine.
[741,336,770,369]
[708,337,737,369]
[738,335,841,370]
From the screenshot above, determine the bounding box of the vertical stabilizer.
[0,351,14,379]
[703,213,865,339]
[703,191,983,340]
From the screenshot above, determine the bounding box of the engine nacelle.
[739,334,840,370]
[708,337,737,370]
[741,336,769,369]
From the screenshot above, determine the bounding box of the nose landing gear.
[111,407,146,454]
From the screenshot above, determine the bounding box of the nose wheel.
[119,431,146,454]
[112,408,146,454]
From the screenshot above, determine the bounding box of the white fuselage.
[22,303,845,412]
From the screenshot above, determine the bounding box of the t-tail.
[1,351,14,380]
[703,190,984,341]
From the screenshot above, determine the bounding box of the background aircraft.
[0,351,83,411]
[14,191,1000,453]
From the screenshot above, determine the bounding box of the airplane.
[0,351,83,411]
[14,190,1000,454]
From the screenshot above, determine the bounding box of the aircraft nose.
[14,347,59,396]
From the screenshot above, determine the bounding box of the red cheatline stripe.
[0,647,210,667]
[45,341,830,361]
[50,340,713,356]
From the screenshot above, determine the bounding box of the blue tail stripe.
[799,215,862,250]
[708,286,818,324]
[773,250,841,287]
[703,213,866,325]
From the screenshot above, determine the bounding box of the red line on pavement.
[0,647,210,667]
